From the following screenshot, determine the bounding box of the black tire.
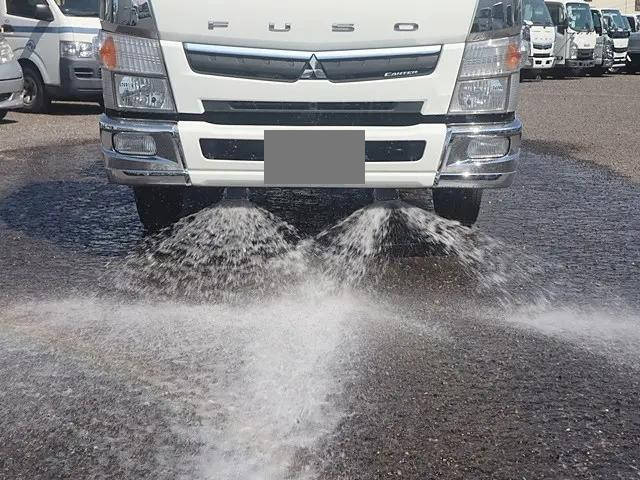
[133,186,187,233]
[432,188,483,227]
[133,186,226,233]
[0,110,7,121]
[21,64,50,113]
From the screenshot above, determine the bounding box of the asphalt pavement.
[0,73,639,480]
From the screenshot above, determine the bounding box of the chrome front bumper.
[99,115,521,189]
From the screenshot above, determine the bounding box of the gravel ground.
[0,74,640,480]
[519,72,640,181]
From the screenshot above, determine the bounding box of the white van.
[0,0,101,112]
[544,0,597,74]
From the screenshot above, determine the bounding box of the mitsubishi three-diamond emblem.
[300,55,327,80]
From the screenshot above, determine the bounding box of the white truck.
[601,8,630,70]
[98,0,524,231]
[522,0,556,77]
[0,0,101,112]
[544,0,597,75]
[590,8,615,76]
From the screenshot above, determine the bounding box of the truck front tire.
[432,188,483,227]
[133,186,226,233]
[133,186,187,233]
[21,65,50,113]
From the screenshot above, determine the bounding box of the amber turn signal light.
[99,35,117,70]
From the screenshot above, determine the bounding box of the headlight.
[60,41,95,58]
[0,38,14,64]
[450,77,510,113]
[449,35,521,114]
[114,74,174,111]
[569,41,578,59]
[99,31,176,112]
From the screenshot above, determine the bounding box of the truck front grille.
[184,43,441,83]
[200,139,426,162]
[533,43,553,50]
[613,46,627,53]
[577,49,594,60]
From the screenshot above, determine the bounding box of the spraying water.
[117,200,307,302]
[3,193,552,479]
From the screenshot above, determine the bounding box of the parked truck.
[544,0,596,75]
[590,8,615,76]
[0,0,101,112]
[98,0,524,230]
[601,8,630,71]
[521,0,556,78]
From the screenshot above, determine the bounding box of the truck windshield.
[523,0,553,26]
[54,0,99,17]
[566,3,594,32]
[603,10,626,30]
[621,15,631,31]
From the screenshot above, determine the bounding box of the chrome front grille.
[532,43,553,50]
[184,43,441,83]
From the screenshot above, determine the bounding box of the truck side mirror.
[595,26,602,35]
[34,4,54,22]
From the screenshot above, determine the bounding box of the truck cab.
[98,0,524,231]
[590,8,614,76]
[601,8,630,70]
[544,0,596,73]
[626,13,640,73]
[522,0,556,77]
[0,0,101,112]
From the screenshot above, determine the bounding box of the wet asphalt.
[0,74,639,479]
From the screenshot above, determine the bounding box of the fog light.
[113,133,157,156]
[467,136,510,159]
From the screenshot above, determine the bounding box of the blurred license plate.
[264,130,365,186]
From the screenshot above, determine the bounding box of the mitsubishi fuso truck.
[601,8,630,71]
[544,0,596,75]
[98,0,524,231]
[0,0,101,112]
[521,0,556,77]
[590,8,615,76]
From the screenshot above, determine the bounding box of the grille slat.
[200,139,426,162]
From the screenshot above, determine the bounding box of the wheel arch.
[17,58,49,85]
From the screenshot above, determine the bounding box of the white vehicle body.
[545,0,597,70]
[0,0,101,109]
[98,0,524,228]
[526,25,556,68]
[522,0,556,71]
[0,33,22,116]
[602,9,630,68]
